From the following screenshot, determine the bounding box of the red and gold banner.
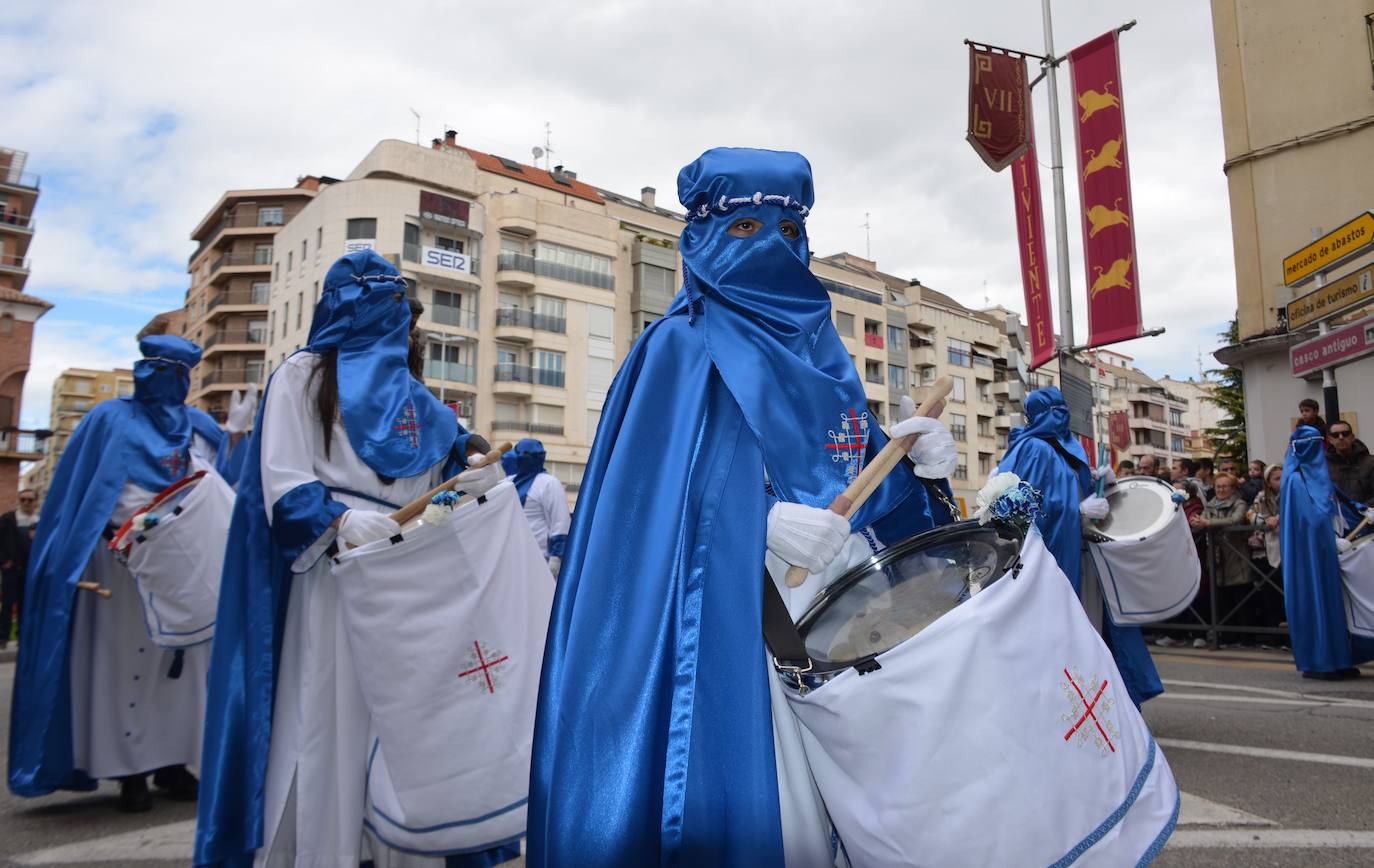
[1107,410,1131,451]
[1012,110,1056,370]
[1069,30,1143,348]
[966,46,1030,171]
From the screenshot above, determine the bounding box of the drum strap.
[761,569,811,673]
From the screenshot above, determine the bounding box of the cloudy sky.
[1,0,1234,428]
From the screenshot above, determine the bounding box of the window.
[534,295,566,319]
[996,433,1008,450]
[258,207,284,226]
[947,338,972,367]
[248,319,268,343]
[426,342,476,383]
[864,360,884,385]
[1171,434,1185,453]
[404,223,421,262]
[549,460,586,492]
[920,366,937,385]
[99,383,112,393]
[71,379,92,395]
[950,376,966,403]
[431,289,474,329]
[979,454,992,476]
[954,453,969,481]
[251,281,270,304]
[255,244,274,265]
[245,359,265,383]
[436,236,464,252]
[535,350,566,387]
[588,304,614,340]
[300,239,307,265]
[836,311,855,337]
[1169,409,1184,427]
[315,227,323,259]
[287,250,293,271]
[282,301,290,337]
[270,311,276,341]
[588,409,602,437]
[346,218,377,239]
[496,346,519,367]
[888,364,907,390]
[978,417,991,437]
[979,381,992,403]
[950,413,968,442]
[887,325,903,348]
[639,263,674,296]
[296,292,303,330]
[534,242,613,290]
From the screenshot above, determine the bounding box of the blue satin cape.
[1280,426,1374,673]
[999,387,1163,707]
[527,148,948,867]
[9,353,225,795]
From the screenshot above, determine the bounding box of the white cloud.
[1,0,1238,415]
[20,319,140,430]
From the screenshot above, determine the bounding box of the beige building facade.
[1210,0,1374,460]
[21,368,135,498]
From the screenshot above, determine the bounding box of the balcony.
[494,363,565,388]
[423,359,477,385]
[496,252,536,289]
[0,211,35,234]
[0,253,30,274]
[0,428,48,461]
[492,419,565,437]
[197,368,265,390]
[207,286,271,316]
[203,329,268,352]
[992,380,1025,401]
[429,306,480,331]
[191,210,290,264]
[863,332,885,350]
[909,345,937,368]
[209,251,271,283]
[494,307,567,343]
[0,170,39,192]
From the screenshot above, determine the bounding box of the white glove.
[548,556,562,578]
[225,383,259,434]
[766,501,851,574]
[1080,496,1110,521]
[890,415,959,479]
[1091,464,1117,486]
[1364,508,1374,523]
[455,455,505,496]
[1336,537,1353,554]
[338,509,401,548]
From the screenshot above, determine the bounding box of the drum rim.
[109,470,210,553]
[793,518,1025,671]
[1090,475,1179,544]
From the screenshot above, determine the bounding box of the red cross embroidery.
[458,641,510,694]
[160,449,189,479]
[393,403,420,449]
[1063,668,1116,753]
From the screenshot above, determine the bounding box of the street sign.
[1282,212,1374,287]
[1290,312,1374,377]
[1058,352,1096,439]
[1286,262,1374,330]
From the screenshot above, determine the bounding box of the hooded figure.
[527,148,956,868]
[1280,425,1374,677]
[10,335,225,811]
[193,251,507,867]
[507,439,571,577]
[996,387,1163,707]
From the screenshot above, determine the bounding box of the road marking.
[1169,829,1374,849]
[1156,693,1357,708]
[12,819,194,865]
[1162,678,1374,708]
[1176,792,1276,829]
[1159,738,1374,770]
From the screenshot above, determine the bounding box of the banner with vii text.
[1012,110,1056,369]
[1070,30,1143,348]
[966,45,1030,171]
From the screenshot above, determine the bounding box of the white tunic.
[518,473,571,560]
[255,353,452,868]
[67,437,219,780]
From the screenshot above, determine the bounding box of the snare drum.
[1085,476,1200,625]
[774,528,1180,867]
[109,468,234,648]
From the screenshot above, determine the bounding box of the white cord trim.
[687,192,811,222]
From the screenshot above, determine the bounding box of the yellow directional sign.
[1286,262,1374,330]
[1282,212,1374,287]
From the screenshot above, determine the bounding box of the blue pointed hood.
[510,438,546,504]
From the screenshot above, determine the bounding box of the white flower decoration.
[420,503,451,526]
[973,470,1021,525]
[131,513,152,533]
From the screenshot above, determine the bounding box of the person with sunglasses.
[1326,420,1374,503]
[0,488,39,649]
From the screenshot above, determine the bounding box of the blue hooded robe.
[192,251,499,866]
[997,387,1163,707]
[509,438,547,506]
[9,335,225,796]
[527,148,951,867]
[1281,425,1374,674]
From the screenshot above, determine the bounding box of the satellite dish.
[532,146,545,161]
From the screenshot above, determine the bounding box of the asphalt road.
[0,647,1370,866]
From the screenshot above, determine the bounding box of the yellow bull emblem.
[1086,198,1130,238]
[1078,82,1120,123]
[1083,138,1123,179]
[1091,256,1133,297]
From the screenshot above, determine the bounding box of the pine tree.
[1205,317,1247,460]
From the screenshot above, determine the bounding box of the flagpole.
[1041,0,1075,350]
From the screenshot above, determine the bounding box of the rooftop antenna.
[861,212,872,260]
[409,108,421,146]
[983,279,990,308]
[543,121,555,171]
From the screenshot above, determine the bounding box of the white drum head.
[1094,477,1177,542]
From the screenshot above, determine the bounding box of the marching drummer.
[528,147,959,868]
[995,386,1164,707]
[504,438,572,577]
[9,335,228,812]
[194,250,512,867]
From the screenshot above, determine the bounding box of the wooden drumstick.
[387,442,514,526]
[76,581,112,599]
[783,377,954,588]
[1347,515,1372,542]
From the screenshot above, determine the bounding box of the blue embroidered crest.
[160,449,189,480]
[393,402,420,449]
[825,407,870,484]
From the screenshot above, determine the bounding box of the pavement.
[0,647,1371,866]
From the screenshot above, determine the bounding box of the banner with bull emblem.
[1070,30,1143,348]
[966,45,1030,172]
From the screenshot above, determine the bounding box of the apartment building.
[182,181,319,421]
[1157,376,1222,455]
[21,368,134,499]
[0,147,52,512]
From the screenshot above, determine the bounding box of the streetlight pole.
[1041,0,1075,350]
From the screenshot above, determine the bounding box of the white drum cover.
[784,532,1179,868]
[1088,509,1201,626]
[1339,540,1374,639]
[331,481,552,856]
[122,469,234,649]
